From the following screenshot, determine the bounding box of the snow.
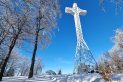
[1,73,123,82]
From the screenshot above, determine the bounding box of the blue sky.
[20,0,123,74]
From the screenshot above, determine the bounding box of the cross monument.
[65,3,97,74]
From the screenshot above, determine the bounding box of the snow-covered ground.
[1,74,123,82]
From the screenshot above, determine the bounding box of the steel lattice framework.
[65,3,97,74]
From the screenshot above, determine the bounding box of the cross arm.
[79,8,87,15]
[65,7,74,15]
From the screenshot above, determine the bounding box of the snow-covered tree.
[0,0,60,80]
[58,69,62,75]
[34,58,43,76]
[0,50,30,77]
[99,28,123,73]
[46,70,56,75]
[4,51,21,76]
[112,28,123,50]
[109,28,123,72]
[17,56,30,76]
[0,0,32,80]
[23,0,60,78]
[99,0,123,13]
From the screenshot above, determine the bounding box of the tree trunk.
[28,8,42,78]
[28,30,39,78]
[0,34,19,81]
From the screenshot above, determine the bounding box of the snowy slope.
[1,74,123,82]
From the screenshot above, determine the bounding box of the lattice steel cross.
[65,3,97,74]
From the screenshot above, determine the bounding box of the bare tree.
[3,51,20,76]
[23,0,60,78]
[0,0,32,80]
[34,58,43,76]
[17,56,30,76]
[98,28,123,73]
[0,0,60,80]
[109,28,123,72]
